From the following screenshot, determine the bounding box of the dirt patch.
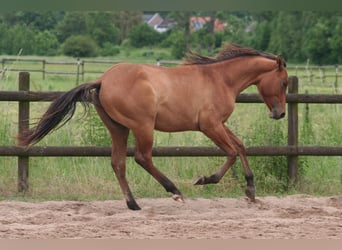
[0,195,341,239]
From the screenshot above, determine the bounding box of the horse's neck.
[217,57,276,95]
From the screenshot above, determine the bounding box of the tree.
[2,24,36,55]
[2,10,342,63]
[205,11,217,55]
[304,19,332,64]
[267,11,305,61]
[191,25,215,55]
[86,12,120,47]
[34,30,59,56]
[19,11,63,31]
[190,11,218,55]
[112,11,143,42]
[250,20,271,51]
[170,11,194,52]
[0,23,6,54]
[56,12,88,42]
[222,14,250,45]
[328,17,342,63]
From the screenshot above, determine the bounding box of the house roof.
[143,13,176,33]
[190,16,227,32]
[143,13,163,27]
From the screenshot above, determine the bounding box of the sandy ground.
[0,195,341,239]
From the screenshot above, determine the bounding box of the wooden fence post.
[287,76,299,185]
[81,60,85,82]
[335,65,339,94]
[42,59,46,80]
[1,58,5,79]
[18,72,30,192]
[76,58,81,85]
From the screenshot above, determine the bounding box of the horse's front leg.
[194,122,255,202]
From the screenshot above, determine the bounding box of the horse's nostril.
[280,112,286,118]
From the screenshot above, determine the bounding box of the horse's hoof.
[127,200,141,210]
[192,176,205,185]
[172,194,185,202]
[245,186,256,202]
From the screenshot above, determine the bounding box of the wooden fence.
[0,72,342,192]
[0,58,121,84]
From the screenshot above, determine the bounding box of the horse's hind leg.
[132,126,184,202]
[94,106,140,210]
[109,125,141,210]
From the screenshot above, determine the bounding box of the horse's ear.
[276,55,286,70]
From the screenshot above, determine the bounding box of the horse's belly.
[154,112,199,132]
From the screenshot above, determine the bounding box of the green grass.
[0,51,341,202]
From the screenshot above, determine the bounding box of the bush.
[62,35,98,57]
[161,31,187,59]
[172,39,186,59]
[99,42,120,56]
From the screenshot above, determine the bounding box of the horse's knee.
[134,152,142,165]
[238,146,247,156]
[134,151,149,167]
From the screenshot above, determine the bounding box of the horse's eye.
[282,81,288,88]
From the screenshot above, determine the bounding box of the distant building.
[143,13,176,33]
[190,16,227,32]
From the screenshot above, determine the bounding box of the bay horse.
[18,44,288,210]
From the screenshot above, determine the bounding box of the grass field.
[0,49,341,201]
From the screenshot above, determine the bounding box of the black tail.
[17,82,101,146]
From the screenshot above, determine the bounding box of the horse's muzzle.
[269,110,286,120]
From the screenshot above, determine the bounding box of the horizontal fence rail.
[1,146,342,157]
[1,91,342,103]
[0,58,121,84]
[0,72,341,192]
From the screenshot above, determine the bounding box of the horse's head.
[256,55,288,120]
